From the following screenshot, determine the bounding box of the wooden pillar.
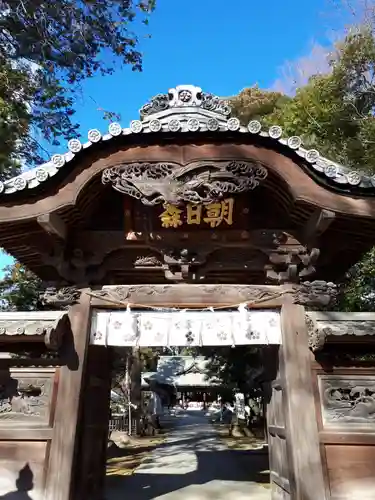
[72,345,112,500]
[45,291,91,500]
[280,302,326,500]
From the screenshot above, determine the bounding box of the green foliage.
[0,262,43,311]
[336,248,375,311]
[0,61,31,178]
[232,29,375,172]
[269,29,375,171]
[231,28,375,312]
[230,86,290,125]
[0,0,155,177]
[200,346,263,394]
[271,29,375,308]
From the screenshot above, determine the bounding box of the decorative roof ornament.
[0,84,373,196]
[140,85,231,119]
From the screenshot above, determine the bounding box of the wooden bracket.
[302,209,335,248]
[37,213,67,240]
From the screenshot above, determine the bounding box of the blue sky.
[0,0,349,276]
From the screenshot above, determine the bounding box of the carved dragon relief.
[41,286,82,308]
[101,160,268,206]
[319,375,375,426]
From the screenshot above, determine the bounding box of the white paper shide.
[90,307,281,347]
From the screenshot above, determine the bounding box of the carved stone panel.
[0,369,55,427]
[318,375,375,428]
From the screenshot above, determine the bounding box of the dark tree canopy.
[0,0,155,178]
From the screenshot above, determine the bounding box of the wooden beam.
[0,428,53,440]
[88,282,336,309]
[320,431,375,445]
[37,213,67,240]
[88,284,286,309]
[302,209,335,246]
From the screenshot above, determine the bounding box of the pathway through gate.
[106,410,271,500]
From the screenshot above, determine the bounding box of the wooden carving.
[319,375,375,426]
[306,315,329,352]
[266,248,320,283]
[311,319,375,338]
[0,373,53,424]
[265,245,320,284]
[134,256,163,267]
[41,286,82,308]
[37,225,326,285]
[89,282,337,308]
[141,230,319,283]
[101,160,268,205]
[157,247,212,281]
[293,280,337,307]
[89,284,282,307]
[41,244,107,284]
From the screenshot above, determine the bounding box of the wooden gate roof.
[1,84,375,285]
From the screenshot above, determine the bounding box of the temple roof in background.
[142,355,217,388]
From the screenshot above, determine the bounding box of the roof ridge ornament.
[140,85,231,119]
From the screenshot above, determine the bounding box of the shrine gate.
[0,85,375,499]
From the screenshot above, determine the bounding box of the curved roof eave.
[0,84,374,198]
